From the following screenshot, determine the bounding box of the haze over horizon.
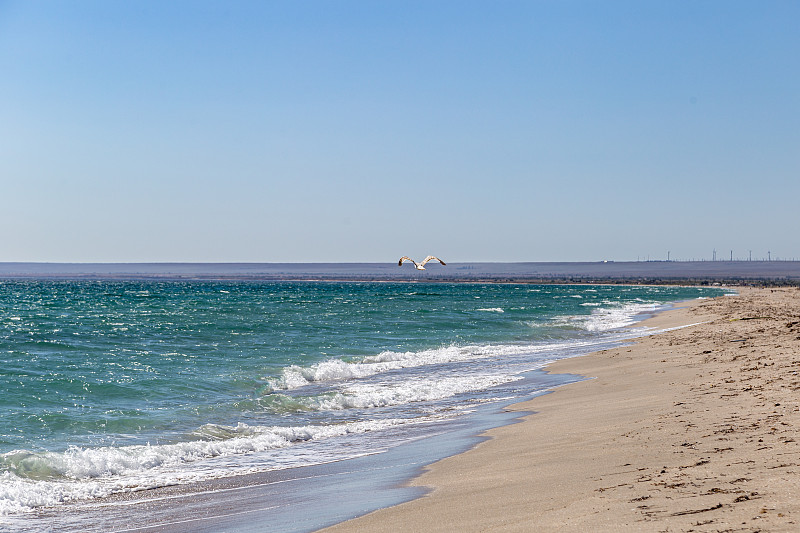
[2,1,798,264]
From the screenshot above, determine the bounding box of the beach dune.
[324,287,800,532]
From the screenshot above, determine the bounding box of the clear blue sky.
[1,1,798,263]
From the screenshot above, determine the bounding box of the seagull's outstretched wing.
[398,256,419,268]
[420,255,446,266]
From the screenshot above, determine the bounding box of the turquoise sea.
[0,280,726,522]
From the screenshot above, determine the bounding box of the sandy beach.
[324,287,800,532]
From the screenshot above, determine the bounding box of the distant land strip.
[2,262,800,286]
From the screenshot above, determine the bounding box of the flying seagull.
[398,255,446,270]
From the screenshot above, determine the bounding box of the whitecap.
[0,417,423,515]
[574,302,661,332]
[303,374,520,411]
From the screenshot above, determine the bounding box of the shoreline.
[323,287,800,532]
[10,286,794,532]
[14,369,584,532]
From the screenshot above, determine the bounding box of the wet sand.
[324,287,800,532]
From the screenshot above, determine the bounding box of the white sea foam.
[476,308,504,313]
[268,321,653,393]
[268,344,524,391]
[0,418,418,515]
[578,302,662,331]
[302,374,520,411]
[545,301,662,332]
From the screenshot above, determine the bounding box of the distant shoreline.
[1,261,799,286]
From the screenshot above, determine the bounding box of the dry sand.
[323,287,800,532]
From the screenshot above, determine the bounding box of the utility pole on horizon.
[730,250,733,261]
[749,250,752,261]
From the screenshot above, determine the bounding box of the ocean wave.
[544,301,662,332]
[577,302,662,331]
[0,418,417,515]
[476,308,504,313]
[295,374,520,411]
[266,344,525,391]
[266,320,650,394]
